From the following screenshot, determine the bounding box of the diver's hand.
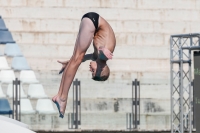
[99,47,113,59]
[57,60,69,74]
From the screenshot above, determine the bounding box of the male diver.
[52,12,116,118]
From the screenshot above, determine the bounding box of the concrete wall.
[0,0,199,131]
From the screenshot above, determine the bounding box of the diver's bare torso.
[92,16,116,58]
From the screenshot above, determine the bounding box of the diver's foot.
[52,94,58,102]
[54,97,67,118]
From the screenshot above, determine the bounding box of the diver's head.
[89,60,110,81]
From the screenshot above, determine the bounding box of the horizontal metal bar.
[13,101,20,105]
[132,81,139,85]
[133,120,140,125]
[182,46,200,50]
[171,33,200,38]
[133,101,140,105]
[171,60,191,63]
[73,121,81,125]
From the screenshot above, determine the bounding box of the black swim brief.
[82,12,99,30]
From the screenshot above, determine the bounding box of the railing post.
[126,79,140,130]
[68,78,81,129]
[12,78,21,121]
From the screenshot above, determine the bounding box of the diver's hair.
[92,65,110,81]
[92,75,109,81]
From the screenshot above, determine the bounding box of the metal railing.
[126,79,140,130]
[12,78,21,121]
[68,78,81,129]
